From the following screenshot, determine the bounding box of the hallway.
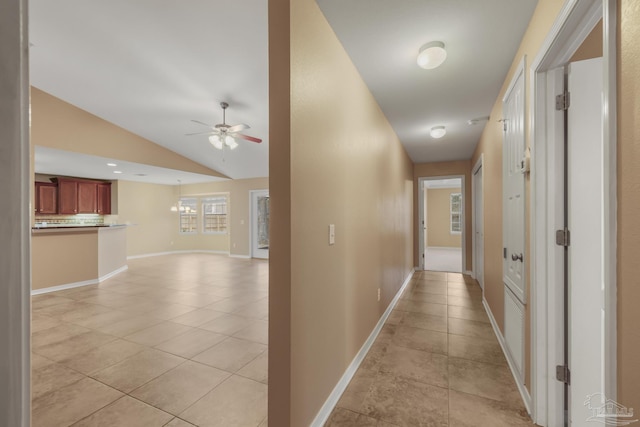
[325,271,532,426]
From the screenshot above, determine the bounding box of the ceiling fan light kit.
[430,126,446,139]
[187,102,262,151]
[417,41,447,70]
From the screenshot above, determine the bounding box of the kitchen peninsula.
[32,225,127,293]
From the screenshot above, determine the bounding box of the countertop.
[31,224,128,233]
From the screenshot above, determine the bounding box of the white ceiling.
[29,0,269,182]
[29,0,537,183]
[317,0,538,163]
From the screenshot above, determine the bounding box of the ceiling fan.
[186,102,262,150]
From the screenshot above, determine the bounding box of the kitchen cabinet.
[57,179,79,214]
[53,178,111,215]
[97,183,111,214]
[35,182,58,214]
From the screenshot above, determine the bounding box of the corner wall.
[269,0,414,424]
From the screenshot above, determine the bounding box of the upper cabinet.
[35,182,58,214]
[42,178,112,215]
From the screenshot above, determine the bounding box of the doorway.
[250,190,270,259]
[472,156,484,289]
[530,1,616,425]
[418,176,465,273]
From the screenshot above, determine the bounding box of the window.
[450,192,462,234]
[202,196,228,233]
[179,198,197,233]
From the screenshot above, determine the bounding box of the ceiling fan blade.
[235,133,262,143]
[185,130,218,136]
[190,119,216,129]
[227,123,249,133]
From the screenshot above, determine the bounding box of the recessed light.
[417,41,447,70]
[113,171,123,174]
[134,173,147,177]
[430,126,446,139]
[107,163,117,167]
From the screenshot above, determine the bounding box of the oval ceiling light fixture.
[417,41,447,70]
[430,126,446,139]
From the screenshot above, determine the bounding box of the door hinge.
[556,228,570,247]
[555,91,570,111]
[556,365,570,384]
[503,247,507,259]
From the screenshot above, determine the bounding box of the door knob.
[511,253,523,262]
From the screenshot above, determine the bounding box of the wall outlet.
[377,288,381,301]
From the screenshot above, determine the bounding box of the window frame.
[178,197,198,234]
[450,192,462,234]
[201,195,229,235]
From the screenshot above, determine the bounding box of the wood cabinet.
[97,183,111,214]
[52,178,111,215]
[35,182,58,214]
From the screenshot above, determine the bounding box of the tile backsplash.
[34,214,105,226]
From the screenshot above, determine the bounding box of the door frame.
[250,189,270,259]
[530,0,617,425]
[471,155,484,288]
[417,175,466,273]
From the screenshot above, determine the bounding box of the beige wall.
[32,230,98,289]
[178,177,269,256]
[571,19,603,62]
[31,87,225,178]
[618,0,640,413]
[427,188,462,248]
[269,0,414,424]
[115,178,268,258]
[414,161,471,268]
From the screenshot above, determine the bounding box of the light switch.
[329,224,335,245]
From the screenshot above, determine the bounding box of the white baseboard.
[482,297,532,414]
[127,250,230,260]
[464,270,473,276]
[310,268,416,427]
[31,265,128,295]
[229,254,251,259]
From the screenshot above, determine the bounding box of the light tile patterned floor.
[325,271,535,427]
[31,253,268,427]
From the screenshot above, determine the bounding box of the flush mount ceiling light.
[430,126,446,139]
[417,41,447,70]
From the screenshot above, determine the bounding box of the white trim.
[530,1,616,425]
[310,268,415,427]
[471,154,484,287]
[127,250,230,260]
[31,265,129,295]
[230,254,251,259]
[426,246,462,251]
[483,298,532,415]
[464,270,473,276]
[418,175,466,273]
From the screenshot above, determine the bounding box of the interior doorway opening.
[418,176,465,273]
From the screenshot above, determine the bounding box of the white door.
[423,186,428,270]
[567,57,604,425]
[473,165,484,289]
[251,190,269,259]
[502,64,526,303]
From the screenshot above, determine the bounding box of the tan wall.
[179,177,269,256]
[571,19,603,62]
[116,178,267,258]
[269,0,414,424]
[618,0,640,413]
[30,87,226,178]
[32,230,99,289]
[116,180,178,256]
[426,188,462,248]
[414,161,471,268]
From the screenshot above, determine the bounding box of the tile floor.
[31,253,269,427]
[325,271,534,427]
